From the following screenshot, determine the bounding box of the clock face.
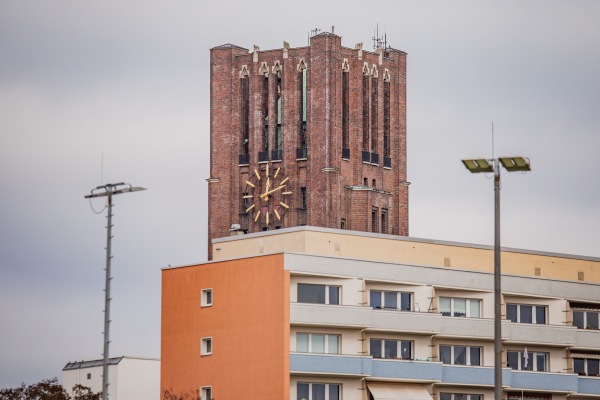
[243,164,292,227]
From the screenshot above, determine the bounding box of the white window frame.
[296,333,340,354]
[507,350,548,371]
[573,356,600,376]
[201,288,213,307]
[506,303,547,324]
[369,338,413,360]
[439,345,482,366]
[296,382,341,400]
[370,290,412,311]
[201,337,212,356]
[297,283,341,305]
[200,386,212,400]
[572,309,600,329]
[439,297,481,318]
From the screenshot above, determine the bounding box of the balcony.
[258,151,269,163]
[437,316,494,340]
[574,328,600,349]
[442,365,512,386]
[238,153,249,165]
[578,376,600,395]
[296,147,307,159]
[342,147,350,160]
[290,353,371,377]
[504,322,576,347]
[372,358,441,381]
[510,370,578,392]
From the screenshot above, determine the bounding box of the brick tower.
[208,32,408,258]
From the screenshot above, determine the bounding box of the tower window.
[371,76,379,155]
[300,187,307,209]
[383,80,390,162]
[261,76,269,157]
[297,68,307,159]
[240,76,250,158]
[381,208,388,234]
[371,207,379,233]
[341,70,349,155]
[273,74,282,161]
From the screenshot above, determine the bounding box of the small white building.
[62,356,160,400]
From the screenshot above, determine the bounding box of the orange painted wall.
[161,254,290,399]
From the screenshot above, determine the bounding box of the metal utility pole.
[462,156,530,400]
[85,183,146,400]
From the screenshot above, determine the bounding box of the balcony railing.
[238,153,249,165]
[342,147,350,159]
[296,147,307,159]
[258,151,269,163]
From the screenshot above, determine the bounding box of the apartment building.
[161,227,600,399]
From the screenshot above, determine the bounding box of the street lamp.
[461,156,530,400]
[85,183,146,400]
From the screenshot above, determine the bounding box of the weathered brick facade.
[208,33,408,258]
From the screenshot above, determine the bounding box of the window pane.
[469,299,480,318]
[470,347,481,366]
[507,304,517,322]
[312,384,325,400]
[329,286,340,305]
[312,335,325,353]
[454,299,466,317]
[328,335,339,354]
[520,305,533,323]
[384,340,397,359]
[471,396,482,400]
[523,352,533,371]
[440,345,451,364]
[370,339,382,358]
[370,291,382,309]
[454,346,466,365]
[298,284,325,304]
[574,358,586,375]
[400,341,412,359]
[297,333,309,353]
[587,312,599,329]
[535,306,546,324]
[297,383,309,400]
[588,359,600,376]
[400,293,411,311]
[440,298,451,316]
[384,292,397,309]
[535,353,546,371]
[507,351,519,370]
[329,385,340,400]
[573,311,584,328]
[440,394,452,400]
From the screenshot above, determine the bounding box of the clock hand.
[260,185,285,199]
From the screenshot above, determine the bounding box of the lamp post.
[461,157,530,400]
[85,183,146,400]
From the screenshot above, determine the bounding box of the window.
[297,283,340,305]
[440,394,482,400]
[201,337,212,356]
[439,345,481,366]
[86,373,91,380]
[297,383,340,400]
[300,187,307,209]
[507,350,548,371]
[506,304,546,324]
[341,70,349,153]
[440,297,481,318]
[573,309,600,330]
[262,76,269,154]
[273,74,282,160]
[383,80,390,160]
[371,207,379,233]
[340,218,346,230]
[371,76,378,156]
[240,76,249,158]
[370,338,412,360]
[201,288,213,307]
[507,393,550,400]
[574,356,600,376]
[362,74,370,152]
[370,290,411,311]
[381,208,388,234]
[372,179,376,188]
[296,333,340,354]
[200,386,212,400]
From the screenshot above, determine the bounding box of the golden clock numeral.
[282,191,292,195]
[274,209,281,220]
[266,163,269,178]
[254,169,261,180]
[245,181,255,188]
[280,202,289,209]
[266,213,269,225]
[243,195,253,199]
[274,167,280,178]
[245,204,255,213]
[254,210,261,222]
[280,177,289,185]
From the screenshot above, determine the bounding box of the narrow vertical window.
[340,218,346,230]
[300,187,307,209]
[371,207,379,233]
[381,208,388,234]
[201,288,213,307]
[383,79,391,168]
[260,76,269,162]
[341,69,350,158]
[371,75,379,161]
[239,76,250,165]
[362,73,370,152]
[201,337,212,356]
[297,66,307,159]
[273,73,282,160]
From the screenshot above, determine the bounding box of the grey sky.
[1,0,599,388]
